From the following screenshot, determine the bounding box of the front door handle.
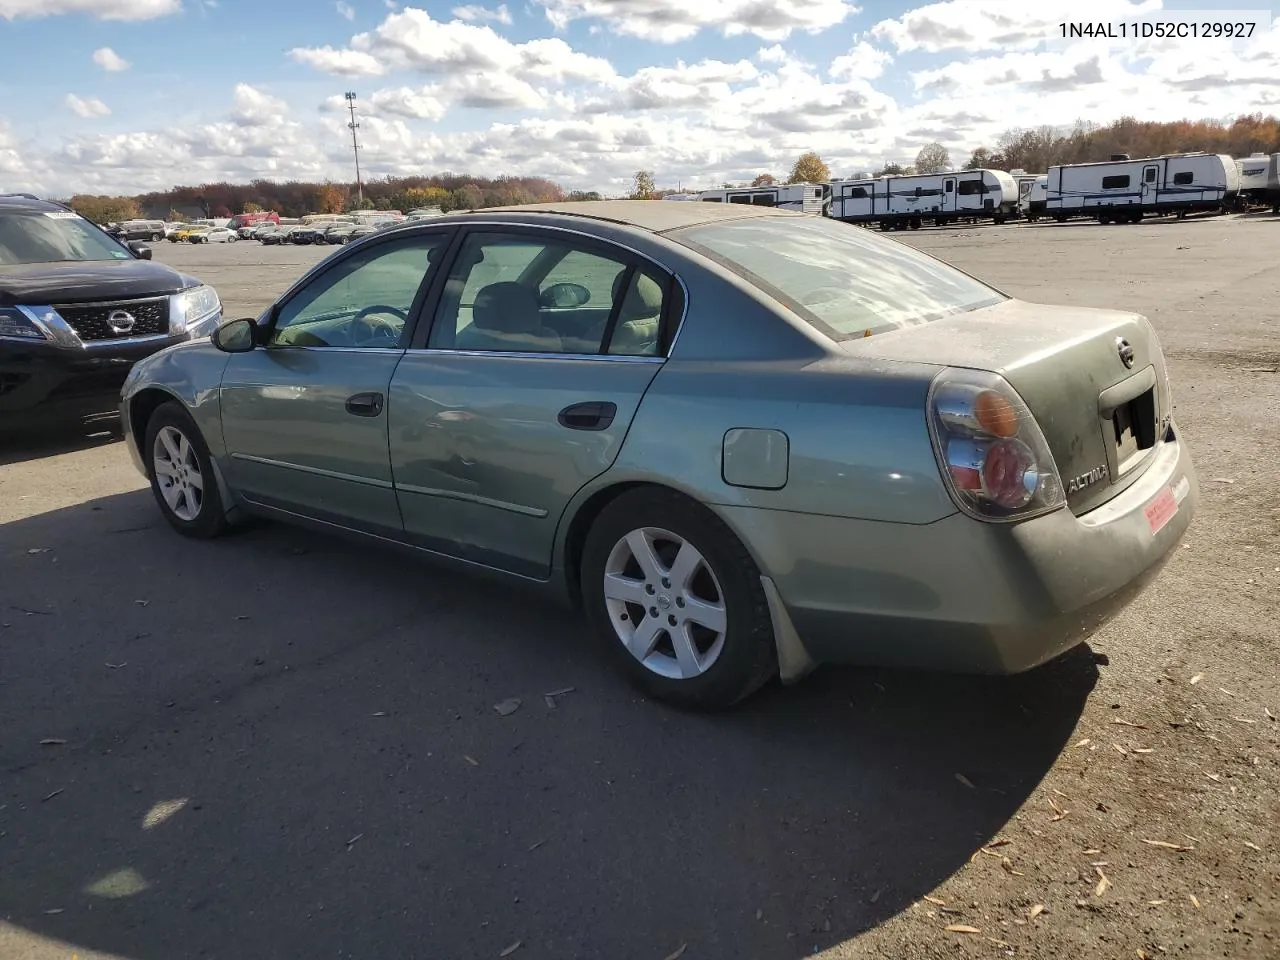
[345,392,385,417]
[557,401,617,431]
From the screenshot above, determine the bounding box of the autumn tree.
[964,147,992,170]
[453,183,484,210]
[567,190,603,201]
[67,195,138,223]
[631,170,656,199]
[314,183,348,214]
[242,201,263,213]
[914,142,951,174]
[751,172,778,187]
[787,151,830,184]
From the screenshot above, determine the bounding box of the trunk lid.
[839,299,1172,515]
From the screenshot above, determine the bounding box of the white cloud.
[65,94,111,118]
[291,8,617,85]
[0,0,178,19]
[871,0,1160,53]
[538,0,860,42]
[453,3,511,23]
[92,47,131,72]
[756,45,789,64]
[830,41,892,80]
[336,0,354,19]
[230,83,289,127]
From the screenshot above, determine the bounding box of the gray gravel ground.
[1,215,1276,960]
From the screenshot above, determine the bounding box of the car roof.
[0,194,69,214]
[429,199,801,234]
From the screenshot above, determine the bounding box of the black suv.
[0,194,222,429]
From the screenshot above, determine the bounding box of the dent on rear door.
[386,353,661,578]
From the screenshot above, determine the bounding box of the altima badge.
[1067,465,1108,493]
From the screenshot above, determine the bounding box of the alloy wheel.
[152,425,204,522]
[603,526,727,680]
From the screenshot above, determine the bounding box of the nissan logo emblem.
[107,310,136,334]
[1116,337,1135,369]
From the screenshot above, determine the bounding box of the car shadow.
[0,411,122,467]
[0,491,1098,960]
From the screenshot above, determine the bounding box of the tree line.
[58,113,1280,223]
[62,173,567,224]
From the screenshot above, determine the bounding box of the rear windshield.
[671,215,1006,340]
[0,211,133,265]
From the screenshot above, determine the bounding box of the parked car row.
[253,220,396,245]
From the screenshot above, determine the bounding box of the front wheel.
[580,488,777,710]
[144,402,228,539]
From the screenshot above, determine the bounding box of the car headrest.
[472,282,541,333]
[612,270,664,322]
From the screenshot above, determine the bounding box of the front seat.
[454,282,562,353]
[587,270,663,355]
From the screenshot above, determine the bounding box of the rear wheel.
[144,402,228,540]
[580,488,776,710]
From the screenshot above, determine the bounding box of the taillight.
[927,369,1065,522]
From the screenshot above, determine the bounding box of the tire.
[909,217,921,230]
[580,488,777,710]
[152,233,163,241]
[143,402,228,540]
[878,220,891,232]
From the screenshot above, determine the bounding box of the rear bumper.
[718,427,1198,675]
[0,336,183,424]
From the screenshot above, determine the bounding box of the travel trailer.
[1235,153,1274,208]
[1009,170,1042,218]
[696,183,830,215]
[827,169,1018,230]
[1023,175,1049,221]
[1269,154,1280,214]
[1045,153,1237,223]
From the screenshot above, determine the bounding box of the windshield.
[0,211,134,265]
[672,214,1006,340]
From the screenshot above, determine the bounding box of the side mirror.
[539,282,591,308]
[127,241,153,260]
[211,318,257,353]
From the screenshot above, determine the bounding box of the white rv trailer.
[1024,175,1049,221]
[827,169,1017,231]
[1235,153,1274,208]
[1269,154,1280,214]
[696,183,830,215]
[1010,172,1042,218]
[1045,153,1237,223]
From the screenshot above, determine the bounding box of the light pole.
[344,91,363,206]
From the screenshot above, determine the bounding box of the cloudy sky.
[1,0,1277,197]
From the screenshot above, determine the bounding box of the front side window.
[750,194,776,206]
[728,195,752,205]
[673,215,1005,341]
[269,234,444,349]
[0,211,133,265]
[957,180,986,196]
[429,232,666,357]
[1172,171,1194,185]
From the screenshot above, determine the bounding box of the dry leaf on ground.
[1143,839,1194,852]
[1028,904,1045,919]
[1189,674,1203,685]
[955,773,975,789]
[923,895,946,907]
[662,945,687,960]
[1095,867,1111,897]
[499,941,522,957]
[1190,894,1201,909]
[945,924,981,934]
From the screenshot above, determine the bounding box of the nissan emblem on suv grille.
[107,310,137,334]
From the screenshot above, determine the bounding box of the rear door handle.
[557,401,617,431]
[345,392,385,417]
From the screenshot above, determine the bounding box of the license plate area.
[1110,387,1157,475]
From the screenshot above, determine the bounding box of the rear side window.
[673,215,1005,341]
[1102,175,1130,189]
[957,180,986,196]
[1172,171,1194,185]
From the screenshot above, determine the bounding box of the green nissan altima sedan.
[120,200,1198,709]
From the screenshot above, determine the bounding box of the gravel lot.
[1,216,1277,960]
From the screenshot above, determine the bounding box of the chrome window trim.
[230,453,394,489]
[423,348,663,363]
[262,345,407,356]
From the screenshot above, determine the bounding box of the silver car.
[120,201,1197,709]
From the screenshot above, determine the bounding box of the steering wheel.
[350,304,409,346]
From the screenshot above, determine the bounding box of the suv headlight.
[0,306,52,341]
[169,284,222,338]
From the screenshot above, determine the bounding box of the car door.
[219,229,453,535]
[387,227,676,578]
